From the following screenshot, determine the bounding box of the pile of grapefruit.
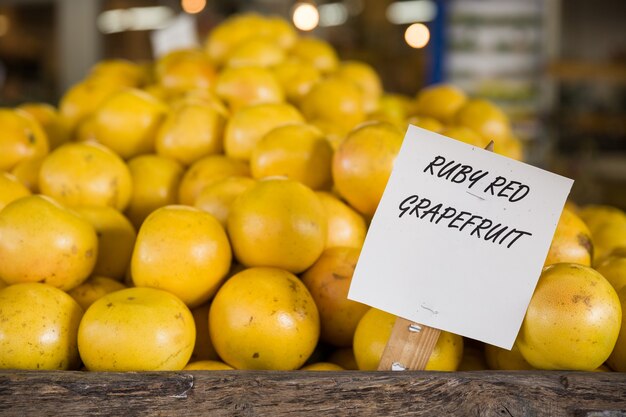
[0,13,624,373]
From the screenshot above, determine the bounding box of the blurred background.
[0,0,625,208]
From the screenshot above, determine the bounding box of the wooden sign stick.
[377,141,495,371]
[377,319,440,370]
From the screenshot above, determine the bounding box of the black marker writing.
[423,155,488,189]
[484,176,530,202]
[398,194,532,249]
[423,155,531,202]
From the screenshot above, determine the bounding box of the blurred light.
[343,0,364,16]
[97,6,174,34]
[319,3,348,27]
[181,0,206,14]
[0,15,9,37]
[292,3,319,31]
[404,23,430,48]
[97,9,126,34]
[386,0,436,24]
[127,7,174,31]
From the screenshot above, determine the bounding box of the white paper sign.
[348,125,574,349]
[151,14,199,58]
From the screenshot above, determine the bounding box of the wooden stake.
[377,140,495,371]
[377,319,440,370]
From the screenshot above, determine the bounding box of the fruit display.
[0,13,624,374]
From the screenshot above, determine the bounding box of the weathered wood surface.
[0,370,625,416]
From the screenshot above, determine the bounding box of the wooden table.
[1,370,625,416]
